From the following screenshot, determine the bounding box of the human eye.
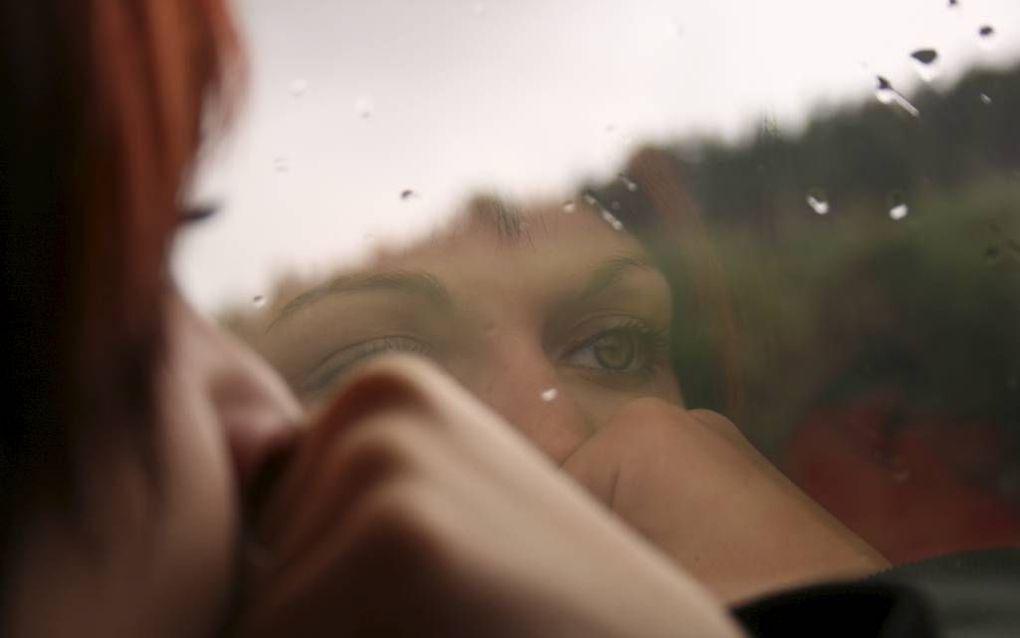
[300,336,431,397]
[562,318,669,381]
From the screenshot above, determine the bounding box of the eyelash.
[177,203,221,227]
[563,319,670,380]
[302,336,430,395]
[300,319,670,398]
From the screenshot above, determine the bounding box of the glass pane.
[176,0,1020,599]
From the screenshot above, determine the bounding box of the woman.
[1,1,960,637]
[0,2,759,635]
[230,194,886,604]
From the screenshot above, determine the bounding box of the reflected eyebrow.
[571,254,657,304]
[267,270,452,332]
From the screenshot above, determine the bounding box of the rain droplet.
[540,388,558,402]
[619,174,639,192]
[910,49,940,82]
[563,200,576,213]
[910,49,938,65]
[889,203,909,220]
[979,25,995,38]
[273,157,289,173]
[874,77,919,117]
[948,0,958,6]
[355,95,374,119]
[875,76,896,104]
[601,210,624,231]
[400,189,417,201]
[806,190,830,215]
[980,93,993,105]
[253,295,267,308]
[583,193,599,207]
[289,78,308,97]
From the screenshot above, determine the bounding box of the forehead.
[372,205,650,277]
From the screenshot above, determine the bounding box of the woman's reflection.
[241,196,682,463]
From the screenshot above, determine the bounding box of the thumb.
[560,424,623,511]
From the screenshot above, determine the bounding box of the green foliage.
[591,63,1020,455]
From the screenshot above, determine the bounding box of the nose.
[467,334,594,463]
[173,299,303,494]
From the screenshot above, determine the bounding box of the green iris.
[592,330,637,371]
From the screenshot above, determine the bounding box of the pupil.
[594,331,636,370]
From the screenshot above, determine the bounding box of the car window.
[176,0,1020,578]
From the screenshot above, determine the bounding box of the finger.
[257,355,445,542]
[268,408,443,571]
[687,409,756,451]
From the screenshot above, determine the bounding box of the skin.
[239,355,745,637]
[257,207,681,462]
[248,206,888,604]
[6,295,746,638]
[8,297,303,636]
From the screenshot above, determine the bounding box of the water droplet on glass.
[253,295,267,308]
[289,79,308,97]
[979,25,995,38]
[874,76,919,117]
[619,174,639,192]
[948,0,958,7]
[540,388,559,402]
[980,93,992,105]
[563,200,576,213]
[400,189,417,201]
[806,190,830,215]
[355,96,374,119]
[889,203,909,220]
[273,157,289,173]
[601,210,624,231]
[910,49,940,82]
[910,49,938,65]
[875,76,896,103]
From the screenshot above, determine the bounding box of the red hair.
[1,0,241,590]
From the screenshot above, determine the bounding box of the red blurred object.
[785,391,1020,565]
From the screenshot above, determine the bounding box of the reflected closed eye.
[301,336,430,396]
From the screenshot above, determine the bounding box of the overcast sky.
[174,0,1020,312]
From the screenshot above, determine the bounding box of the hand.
[235,357,743,638]
[563,398,889,603]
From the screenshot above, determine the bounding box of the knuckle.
[612,396,682,425]
[689,408,740,434]
[610,397,686,441]
[353,479,454,564]
[332,413,436,485]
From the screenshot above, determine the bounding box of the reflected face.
[256,206,680,462]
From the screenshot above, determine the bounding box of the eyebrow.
[570,254,657,305]
[267,270,453,332]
